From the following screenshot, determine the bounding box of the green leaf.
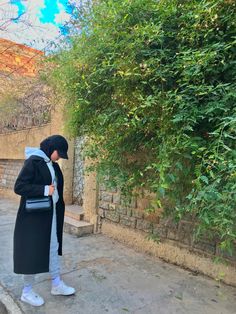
[200,176,209,185]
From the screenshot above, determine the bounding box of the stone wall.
[98,182,236,264]
[0,76,52,133]
[73,137,85,205]
[0,122,74,203]
[0,159,23,191]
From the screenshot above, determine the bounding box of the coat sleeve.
[14,158,45,197]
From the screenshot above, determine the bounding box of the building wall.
[0,38,43,77]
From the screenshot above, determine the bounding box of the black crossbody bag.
[25,196,51,213]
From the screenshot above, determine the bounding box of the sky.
[0,0,76,51]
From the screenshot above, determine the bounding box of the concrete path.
[0,198,236,314]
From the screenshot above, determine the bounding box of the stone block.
[113,193,121,204]
[193,240,216,255]
[99,201,109,210]
[153,224,168,238]
[98,208,105,217]
[109,203,116,211]
[64,217,94,237]
[166,220,179,241]
[116,205,127,215]
[132,209,144,219]
[136,219,152,232]
[99,183,107,191]
[129,197,137,208]
[137,197,150,211]
[120,215,136,228]
[127,209,132,217]
[177,221,194,246]
[121,196,137,208]
[105,211,120,223]
[216,243,236,262]
[143,212,160,224]
[107,186,117,193]
[100,192,113,203]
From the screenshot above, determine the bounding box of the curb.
[0,285,22,314]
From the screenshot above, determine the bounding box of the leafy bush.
[49,0,236,252]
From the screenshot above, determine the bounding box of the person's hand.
[48,184,55,195]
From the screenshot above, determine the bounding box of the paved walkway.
[0,198,236,314]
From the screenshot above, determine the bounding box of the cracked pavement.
[0,198,236,314]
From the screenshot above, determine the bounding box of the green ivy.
[48,0,236,253]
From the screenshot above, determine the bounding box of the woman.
[13,135,75,307]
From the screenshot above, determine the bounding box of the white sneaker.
[51,280,75,296]
[21,290,44,307]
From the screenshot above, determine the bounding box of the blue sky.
[0,0,75,50]
[10,0,25,17]
[39,0,74,23]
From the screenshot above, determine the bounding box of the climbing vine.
[48,0,236,253]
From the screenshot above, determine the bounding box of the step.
[65,204,84,221]
[64,216,94,237]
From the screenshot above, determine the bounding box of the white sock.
[22,284,32,294]
[52,276,61,287]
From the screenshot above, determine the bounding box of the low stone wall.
[0,159,23,189]
[0,116,74,203]
[0,125,51,200]
[0,159,23,200]
[73,137,85,205]
[98,182,236,271]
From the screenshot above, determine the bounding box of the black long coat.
[13,155,65,274]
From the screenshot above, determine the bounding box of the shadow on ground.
[0,198,236,314]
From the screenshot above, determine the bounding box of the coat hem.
[14,268,49,275]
